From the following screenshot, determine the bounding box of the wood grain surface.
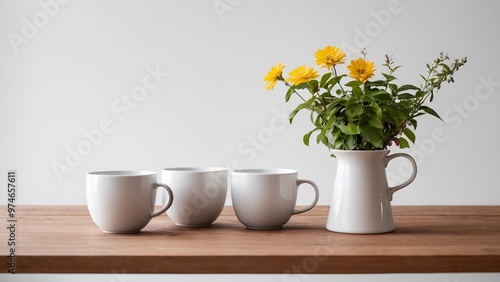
[1,205,499,274]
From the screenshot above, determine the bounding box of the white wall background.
[1,0,499,281]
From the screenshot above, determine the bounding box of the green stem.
[284,81,328,123]
[284,82,307,103]
[332,66,347,95]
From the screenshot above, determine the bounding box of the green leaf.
[359,117,383,148]
[366,113,383,129]
[319,73,332,88]
[365,80,387,87]
[345,135,356,150]
[348,122,359,134]
[383,104,408,122]
[306,95,316,105]
[420,105,443,121]
[294,82,310,90]
[326,98,346,111]
[345,98,363,118]
[313,112,323,126]
[289,102,311,123]
[327,131,341,148]
[308,80,319,93]
[370,103,383,121]
[440,63,451,72]
[339,122,360,135]
[316,127,327,144]
[285,87,295,102]
[382,113,397,125]
[327,75,346,89]
[398,84,420,92]
[399,137,410,149]
[382,73,396,81]
[334,133,345,148]
[325,114,336,128]
[403,128,416,143]
[389,84,398,95]
[368,90,392,102]
[397,93,415,99]
[410,118,418,129]
[361,95,374,103]
[320,91,332,99]
[352,86,363,98]
[345,80,363,88]
[303,128,319,146]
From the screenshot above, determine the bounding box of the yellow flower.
[314,46,346,69]
[286,65,319,85]
[263,63,285,90]
[347,58,376,83]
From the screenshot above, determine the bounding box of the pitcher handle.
[385,153,417,201]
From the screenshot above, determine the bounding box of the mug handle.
[385,153,417,201]
[292,179,320,215]
[151,183,174,218]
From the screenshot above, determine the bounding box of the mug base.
[245,226,283,230]
[102,229,141,234]
[175,223,212,227]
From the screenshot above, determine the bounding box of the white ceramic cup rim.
[162,167,227,173]
[232,169,297,175]
[87,170,156,177]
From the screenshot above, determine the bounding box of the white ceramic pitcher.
[326,150,417,234]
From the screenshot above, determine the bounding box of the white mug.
[86,171,173,233]
[161,167,227,227]
[231,169,320,229]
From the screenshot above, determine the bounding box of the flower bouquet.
[264,46,467,151]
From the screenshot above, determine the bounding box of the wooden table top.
[1,205,499,274]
